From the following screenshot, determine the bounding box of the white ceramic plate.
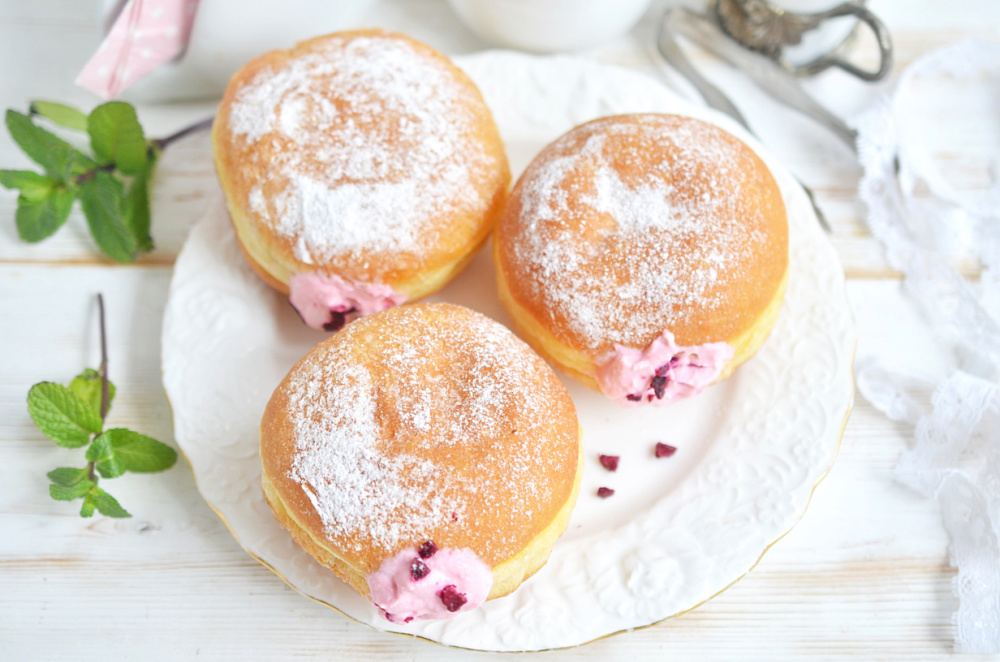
[162,52,854,652]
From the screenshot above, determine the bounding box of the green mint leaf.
[87,102,148,175]
[0,170,75,242]
[85,432,113,463]
[27,382,102,447]
[47,466,90,487]
[80,491,97,517]
[96,456,126,479]
[5,109,95,182]
[103,428,178,473]
[122,154,155,252]
[0,169,54,199]
[79,170,136,263]
[68,368,116,417]
[14,183,76,242]
[31,101,88,132]
[91,486,131,518]
[50,478,94,501]
[87,433,125,478]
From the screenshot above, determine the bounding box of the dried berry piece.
[323,306,358,332]
[655,442,677,458]
[626,393,643,402]
[438,584,467,612]
[651,375,668,399]
[410,557,430,581]
[598,455,619,472]
[418,540,438,559]
[597,487,615,498]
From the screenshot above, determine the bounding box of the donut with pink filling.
[494,113,789,406]
[259,303,583,622]
[213,30,509,330]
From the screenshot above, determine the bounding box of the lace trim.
[854,40,1000,653]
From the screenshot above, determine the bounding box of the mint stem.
[74,162,116,185]
[72,115,213,185]
[97,293,109,420]
[88,293,110,483]
[151,116,213,151]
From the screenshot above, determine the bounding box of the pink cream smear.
[288,272,406,331]
[367,542,493,623]
[595,330,734,407]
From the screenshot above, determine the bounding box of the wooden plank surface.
[1,0,997,658]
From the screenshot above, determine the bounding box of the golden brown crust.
[213,30,510,299]
[494,113,788,362]
[260,303,581,584]
[262,442,584,601]
[261,472,371,597]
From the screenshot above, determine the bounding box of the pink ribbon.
[76,0,201,99]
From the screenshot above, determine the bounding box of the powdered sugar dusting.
[507,114,775,350]
[226,33,495,263]
[282,305,577,560]
[289,361,446,551]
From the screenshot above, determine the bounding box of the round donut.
[494,113,789,406]
[213,30,510,330]
[260,303,582,622]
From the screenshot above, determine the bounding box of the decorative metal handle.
[788,3,893,81]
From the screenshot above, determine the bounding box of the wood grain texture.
[0,0,994,658]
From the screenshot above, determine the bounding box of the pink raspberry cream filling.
[366,542,493,623]
[595,330,734,407]
[288,272,407,331]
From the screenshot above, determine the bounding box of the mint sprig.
[1,102,212,263]
[27,294,177,518]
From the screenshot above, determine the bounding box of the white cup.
[446,0,654,53]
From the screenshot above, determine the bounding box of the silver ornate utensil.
[664,7,859,152]
[713,0,893,81]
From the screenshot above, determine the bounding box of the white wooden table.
[2,0,998,659]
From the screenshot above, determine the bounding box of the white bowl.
[447,0,654,52]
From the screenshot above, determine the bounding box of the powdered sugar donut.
[259,303,582,622]
[213,30,510,330]
[494,113,789,406]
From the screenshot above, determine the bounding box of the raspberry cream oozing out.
[595,330,735,407]
[366,542,493,623]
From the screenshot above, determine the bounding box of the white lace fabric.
[854,40,1000,653]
